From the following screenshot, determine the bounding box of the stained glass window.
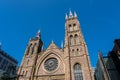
[74,63,83,80]
[44,58,58,71]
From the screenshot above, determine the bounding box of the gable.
[46,41,60,50]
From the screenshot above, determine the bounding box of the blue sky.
[0,0,120,67]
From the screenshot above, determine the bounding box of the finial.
[61,41,64,49]
[36,29,41,38]
[69,9,73,18]
[74,11,77,18]
[52,40,54,43]
[65,14,68,19]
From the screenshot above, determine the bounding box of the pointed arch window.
[74,63,83,80]
[31,43,37,54]
[74,34,79,45]
[69,24,73,31]
[73,24,77,30]
[26,44,32,55]
[72,49,75,55]
[76,49,79,55]
[70,35,74,45]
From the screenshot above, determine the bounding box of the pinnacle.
[66,14,68,19]
[52,40,54,43]
[69,9,73,18]
[74,11,77,18]
[65,9,78,19]
[36,29,41,38]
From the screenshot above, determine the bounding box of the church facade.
[18,11,94,80]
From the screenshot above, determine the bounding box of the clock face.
[44,58,58,71]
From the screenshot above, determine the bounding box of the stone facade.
[18,11,94,80]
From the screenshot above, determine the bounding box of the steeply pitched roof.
[46,40,59,50]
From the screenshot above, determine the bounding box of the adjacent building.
[18,11,94,80]
[94,39,120,80]
[0,45,18,79]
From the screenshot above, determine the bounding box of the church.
[18,11,94,80]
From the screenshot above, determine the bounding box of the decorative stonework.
[44,58,58,71]
[17,11,94,80]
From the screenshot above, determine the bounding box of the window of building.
[3,60,8,71]
[73,24,77,30]
[74,63,83,80]
[0,56,2,63]
[12,67,15,75]
[26,44,32,55]
[31,43,37,54]
[69,24,73,31]
[72,49,75,55]
[7,65,11,74]
[1,60,7,70]
[70,35,74,45]
[74,34,79,45]
[76,49,79,55]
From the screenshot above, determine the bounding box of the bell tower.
[64,10,94,80]
[18,30,43,80]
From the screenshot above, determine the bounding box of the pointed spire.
[65,14,68,19]
[74,11,77,18]
[69,9,73,18]
[36,29,41,38]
